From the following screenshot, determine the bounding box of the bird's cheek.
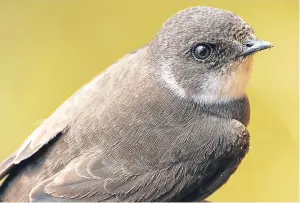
[233,55,253,73]
[243,56,254,72]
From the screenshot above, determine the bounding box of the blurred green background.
[0,0,298,202]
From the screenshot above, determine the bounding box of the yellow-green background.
[0,0,298,202]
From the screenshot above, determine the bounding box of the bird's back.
[0,48,151,201]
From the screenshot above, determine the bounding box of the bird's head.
[149,6,273,104]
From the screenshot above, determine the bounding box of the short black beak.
[238,39,273,57]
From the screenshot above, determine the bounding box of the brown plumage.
[0,6,272,202]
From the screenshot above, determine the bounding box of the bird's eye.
[192,44,212,61]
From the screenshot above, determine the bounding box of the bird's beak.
[238,39,273,57]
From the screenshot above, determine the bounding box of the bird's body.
[0,6,272,202]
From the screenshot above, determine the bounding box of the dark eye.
[192,44,212,61]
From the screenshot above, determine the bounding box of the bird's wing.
[0,49,142,180]
[0,109,71,180]
[0,79,99,180]
[29,152,199,202]
[29,118,249,202]
[0,49,136,181]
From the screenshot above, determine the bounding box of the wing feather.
[0,75,102,180]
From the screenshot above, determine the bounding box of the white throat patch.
[160,57,252,104]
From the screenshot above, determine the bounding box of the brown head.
[148,6,273,104]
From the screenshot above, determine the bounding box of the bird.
[0,6,272,202]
